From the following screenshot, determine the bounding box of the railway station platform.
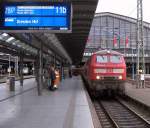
[125,82,150,107]
[0,76,94,128]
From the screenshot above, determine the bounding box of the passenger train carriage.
[83,50,126,95]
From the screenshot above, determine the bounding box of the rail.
[94,99,150,128]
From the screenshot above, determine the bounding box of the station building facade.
[83,12,150,75]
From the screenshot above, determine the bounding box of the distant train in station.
[82,49,126,95]
[22,64,34,75]
[0,59,34,76]
[23,67,30,75]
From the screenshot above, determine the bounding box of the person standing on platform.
[53,68,60,89]
[44,65,50,89]
[69,66,72,78]
[49,65,56,90]
[140,73,145,88]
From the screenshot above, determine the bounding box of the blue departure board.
[5,6,67,16]
[0,2,72,33]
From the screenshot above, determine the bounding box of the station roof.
[0,0,98,65]
[56,0,98,64]
[95,12,150,27]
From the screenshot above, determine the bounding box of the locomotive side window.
[96,55,108,63]
[110,55,122,63]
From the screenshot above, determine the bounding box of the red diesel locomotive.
[83,50,126,95]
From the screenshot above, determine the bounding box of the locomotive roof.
[94,50,123,56]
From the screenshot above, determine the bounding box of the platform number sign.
[0,2,72,33]
[56,6,67,14]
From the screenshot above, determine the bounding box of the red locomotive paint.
[83,50,126,93]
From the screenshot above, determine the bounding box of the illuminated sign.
[0,2,72,33]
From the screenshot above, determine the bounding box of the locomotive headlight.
[96,75,100,80]
[118,75,122,80]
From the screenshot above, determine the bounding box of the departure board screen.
[0,2,72,33]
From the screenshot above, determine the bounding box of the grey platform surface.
[0,76,94,128]
[0,78,36,101]
[125,82,150,107]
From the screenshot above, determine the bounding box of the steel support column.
[54,54,56,67]
[136,0,145,88]
[8,55,11,77]
[20,54,24,86]
[36,50,40,95]
[37,43,43,96]
[132,49,135,80]
[15,56,19,76]
[61,62,64,80]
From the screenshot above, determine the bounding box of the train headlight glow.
[118,75,122,80]
[96,76,100,80]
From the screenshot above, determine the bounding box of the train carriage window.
[96,55,108,63]
[110,55,122,63]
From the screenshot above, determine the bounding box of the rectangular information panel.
[0,2,72,33]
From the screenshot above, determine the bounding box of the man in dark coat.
[49,65,56,90]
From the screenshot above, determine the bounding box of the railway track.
[94,99,150,128]
[94,101,116,128]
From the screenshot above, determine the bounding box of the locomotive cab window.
[110,55,122,63]
[96,55,108,63]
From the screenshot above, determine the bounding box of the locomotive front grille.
[103,76,117,80]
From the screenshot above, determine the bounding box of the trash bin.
[7,76,15,91]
